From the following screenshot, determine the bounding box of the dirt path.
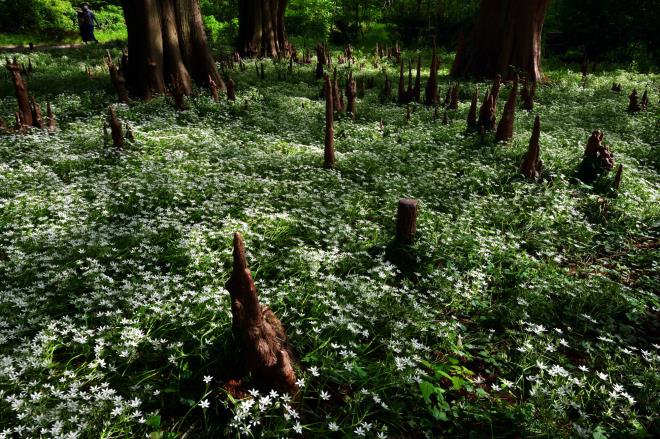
[0,43,85,53]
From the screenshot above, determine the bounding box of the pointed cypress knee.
[478,89,496,131]
[627,89,641,113]
[227,77,236,101]
[6,58,33,127]
[398,58,406,104]
[226,233,298,395]
[490,74,502,110]
[495,75,519,143]
[466,87,478,133]
[209,75,219,101]
[449,83,460,110]
[106,51,129,104]
[108,107,124,151]
[413,55,421,102]
[323,74,335,169]
[520,116,543,180]
[640,90,649,110]
[396,199,418,244]
[30,97,45,129]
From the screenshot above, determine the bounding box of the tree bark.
[238,0,289,58]
[120,0,222,100]
[451,0,550,81]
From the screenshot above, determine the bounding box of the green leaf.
[147,415,161,428]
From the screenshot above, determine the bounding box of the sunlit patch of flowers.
[0,47,658,437]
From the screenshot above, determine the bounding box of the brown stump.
[466,87,479,133]
[577,130,615,183]
[46,102,57,132]
[108,107,124,151]
[520,115,543,180]
[448,83,460,110]
[226,233,298,395]
[397,58,406,104]
[315,43,326,79]
[30,97,45,129]
[323,74,335,169]
[413,55,421,103]
[106,51,129,104]
[478,90,496,131]
[627,90,641,113]
[346,72,357,119]
[396,199,418,244]
[6,58,33,127]
[227,77,236,101]
[495,75,518,143]
[425,41,439,106]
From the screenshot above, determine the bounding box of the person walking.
[81,3,99,43]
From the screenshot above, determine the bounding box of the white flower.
[328,421,339,431]
[309,366,320,377]
[293,422,302,434]
[199,399,210,409]
[578,365,589,372]
[597,372,609,381]
[354,426,366,436]
[320,390,331,400]
[203,375,213,384]
[295,378,305,388]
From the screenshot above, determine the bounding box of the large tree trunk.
[451,0,550,81]
[121,0,222,100]
[238,0,289,58]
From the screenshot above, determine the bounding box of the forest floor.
[0,44,658,438]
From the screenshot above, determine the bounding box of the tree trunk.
[238,0,289,58]
[451,0,550,81]
[121,0,222,100]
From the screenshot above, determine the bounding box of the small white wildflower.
[203,375,213,384]
[199,399,210,409]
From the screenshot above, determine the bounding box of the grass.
[0,28,127,47]
[0,43,658,438]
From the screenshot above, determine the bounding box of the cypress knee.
[226,232,298,395]
[495,75,519,143]
[396,199,418,244]
[520,116,543,180]
[108,107,124,150]
[323,74,335,169]
[449,83,460,110]
[6,58,33,127]
[106,51,129,104]
[425,41,439,106]
[613,164,623,191]
[30,97,45,129]
[227,77,236,101]
[478,90,496,131]
[209,75,219,101]
[627,90,641,113]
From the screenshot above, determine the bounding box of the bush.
[0,0,75,33]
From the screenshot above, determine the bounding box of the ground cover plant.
[0,43,659,438]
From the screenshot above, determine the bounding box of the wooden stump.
[495,75,519,143]
[478,89,496,131]
[209,75,219,101]
[226,232,298,395]
[425,42,439,106]
[627,89,641,113]
[520,116,543,180]
[448,83,460,110]
[413,55,421,102]
[108,107,124,151]
[227,77,236,101]
[6,58,33,127]
[396,199,418,244]
[30,97,45,129]
[106,51,129,104]
[323,74,335,169]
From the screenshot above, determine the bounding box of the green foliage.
[0,0,75,33]
[0,44,658,438]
